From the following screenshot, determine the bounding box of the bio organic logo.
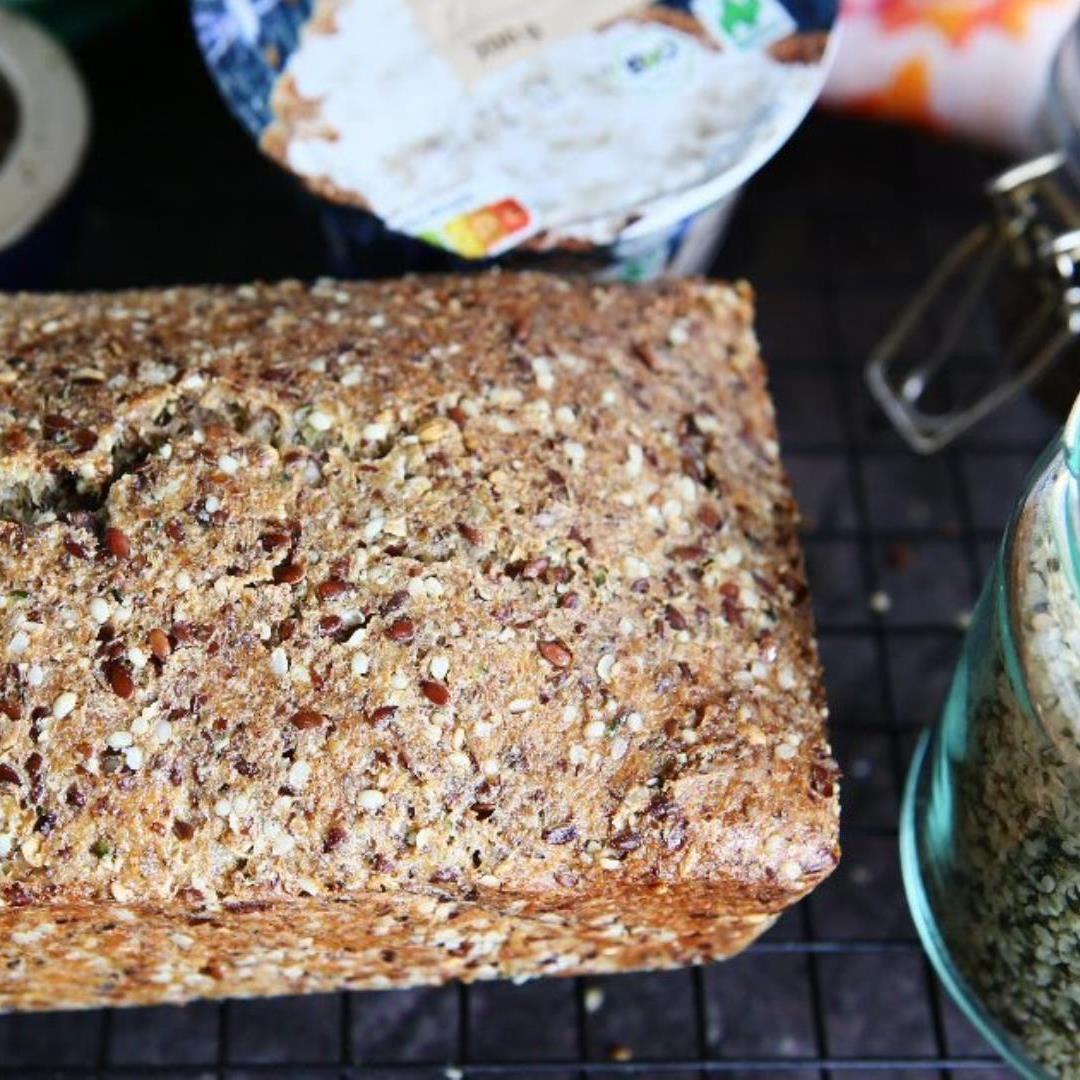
[624,35,678,76]
[613,28,693,93]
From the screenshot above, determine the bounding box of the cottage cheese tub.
[194,0,837,279]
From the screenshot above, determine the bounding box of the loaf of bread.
[0,273,838,1010]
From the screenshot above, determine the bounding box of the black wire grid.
[0,10,1053,1073]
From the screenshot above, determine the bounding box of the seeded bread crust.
[0,272,838,1010]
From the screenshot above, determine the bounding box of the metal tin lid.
[193,0,836,259]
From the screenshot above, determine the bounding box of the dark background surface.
[0,0,1062,1075]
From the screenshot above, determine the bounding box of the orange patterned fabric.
[876,0,1064,45]
[845,56,937,127]
[823,0,1079,150]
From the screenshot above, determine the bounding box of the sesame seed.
[217,453,240,475]
[596,654,616,682]
[106,730,133,749]
[351,651,370,675]
[204,495,221,514]
[123,746,144,770]
[52,691,77,719]
[27,664,43,688]
[414,826,435,849]
[358,788,386,811]
[719,546,744,568]
[600,857,622,870]
[564,441,586,468]
[776,743,798,760]
[482,757,500,776]
[448,751,472,770]
[270,647,289,678]
[89,597,111,623]
[584,986,605,1012]
[869,590,892,614]
[626,444,643,478]
[362,422,388,442]
[0,836,10,857]
[429,654,450,680]
[668,321,691,346]
[159,443,173,459]
[272,833,296,856]
[308,410,334,431]
[611,737,629,760]
[675,475,697,503]
[488,386,523,407]
[175,570,193,592]
[288,760,312,788]
[569,744,588,765]
[531,357,555,391]
[554,405,576,426]
[153,720,173,744]
[417,416,455,443]
[508,698,533,714]
[8,631,29,655]
[473,720,493,737]
[585,720,606,740]
[362,516,385,541]
[128,648,148,670]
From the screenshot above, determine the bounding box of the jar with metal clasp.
[867,19,1080,453]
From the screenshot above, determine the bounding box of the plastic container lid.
[194,0,836,259]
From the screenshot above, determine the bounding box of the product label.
[611,24,697,95]
[389,178,540,258]
[690,0,795,49]
[404,0,640,83]
[263,0,831,260]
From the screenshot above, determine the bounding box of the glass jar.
[902,393,1080,1078]
[866,17,1080,453]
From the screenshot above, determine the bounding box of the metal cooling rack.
[0,5,1049,1075]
